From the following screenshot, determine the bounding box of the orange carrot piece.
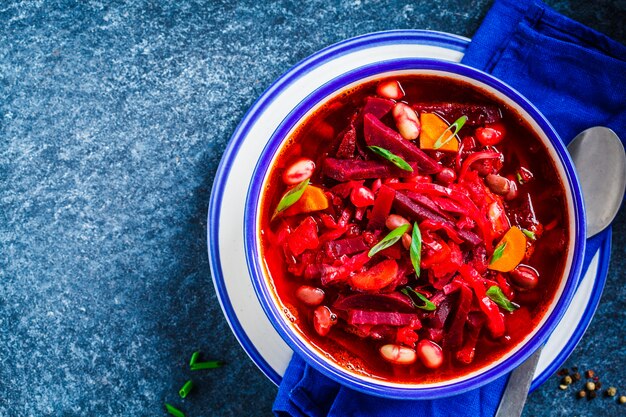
[283,185,329,216]
[419,113,459,152]
[489,226,527,272]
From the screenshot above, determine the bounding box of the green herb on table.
[178,380,194,399]
[165,403,185,417]
[190,360,223,371]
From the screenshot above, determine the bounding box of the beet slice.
[323,237,369,259]
[445,284,473,349]
[363,113,442,174]
[393,192,482,246]
[362,96,395,119]
[336,125,357,159]
[347,310,420,327]
[412,103,502,126]
[367,185,396,230]
[333,292,415,313]
[323,158,419,181]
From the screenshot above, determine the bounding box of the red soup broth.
[259,75,569,383]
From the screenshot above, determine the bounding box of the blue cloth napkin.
[274,1,626,415]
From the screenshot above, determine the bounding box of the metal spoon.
[495,126,626,417]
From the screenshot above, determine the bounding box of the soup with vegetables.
[259,75,569,383]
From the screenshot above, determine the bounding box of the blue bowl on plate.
[243,59,585,399]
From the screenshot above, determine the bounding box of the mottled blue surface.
[0,1,624,416]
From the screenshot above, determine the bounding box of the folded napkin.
[274,1,626,416]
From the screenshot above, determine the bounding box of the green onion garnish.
[490,241,508,265]
[521,229,536,240]
[486,286,520,312]
[272,178,310,220]
[367,146,413,172]
[189,351,200,367]
[178,380,194,399]
[401,286,437,311]
[165,403,185,417]
[433,115,468,149]
[190,360,223,371]
[368,224,409,257]
[516,172,524,184]
[409,222,422,278]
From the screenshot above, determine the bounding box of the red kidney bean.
[416,340,443,369]
[393,102,420,140]
[485,174,511,195]
[509,264,539,290]
[379,344,417,365]
[386,214,411,231]
[376,80,405,100]
[295,286,325,306]
[475,122,506,146]
[436,167,456,184]
[282,158,315,185]
[313,306,336,336]
[350,185,375,207]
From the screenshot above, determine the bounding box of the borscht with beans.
[259,75,569,383]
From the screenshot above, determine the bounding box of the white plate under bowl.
[207,30,610,392]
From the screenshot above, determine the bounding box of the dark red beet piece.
[362,96,395,119]
[367,185,396,230]
[323,158,419,181]
[347,310,420,327]
[363,113,442,174]
[323,237,369,258]
[456,313,485,364]
[336,125,357,159]
[333,292,415,313]
[411,103,502,126]
[446,284,473,349]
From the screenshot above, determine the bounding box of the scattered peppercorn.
[606,387,617,397]
[578,390,587,399]
[588,390,597,400]
[593,376,599,382]
[572,366,578,372]
[572,372,581,381]
[595,381,602,390]
[586,370,595,378]
[559,384,568,390]
[562,375,573,385]
[619,396,626,404]
[558,368,569,376]
[586,381,596,391]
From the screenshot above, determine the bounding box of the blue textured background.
[1,1,624,416]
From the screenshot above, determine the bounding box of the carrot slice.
[419,113,459,152]
[349,259,398,291]
[488,226,527,272]
[283,185,329,216]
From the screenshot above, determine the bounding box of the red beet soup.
[259,75,569,383]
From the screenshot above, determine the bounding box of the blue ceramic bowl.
[243,59,585,399]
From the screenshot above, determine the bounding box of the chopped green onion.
[486,286,520,312]
[409,222,422,278]
[516,172,524,184]
[433,115,468,149]
[165,403,185,417]
[367,146,413,172]
[490,241,508,265]
[190,360,223,371]
[368,224,409,257]
[521,229,536,240]
[189,351,200,367]
[401,286,437,311]
[178,380,194,399]
[272,178,310,220]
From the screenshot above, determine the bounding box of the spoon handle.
[494,346,543,417]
